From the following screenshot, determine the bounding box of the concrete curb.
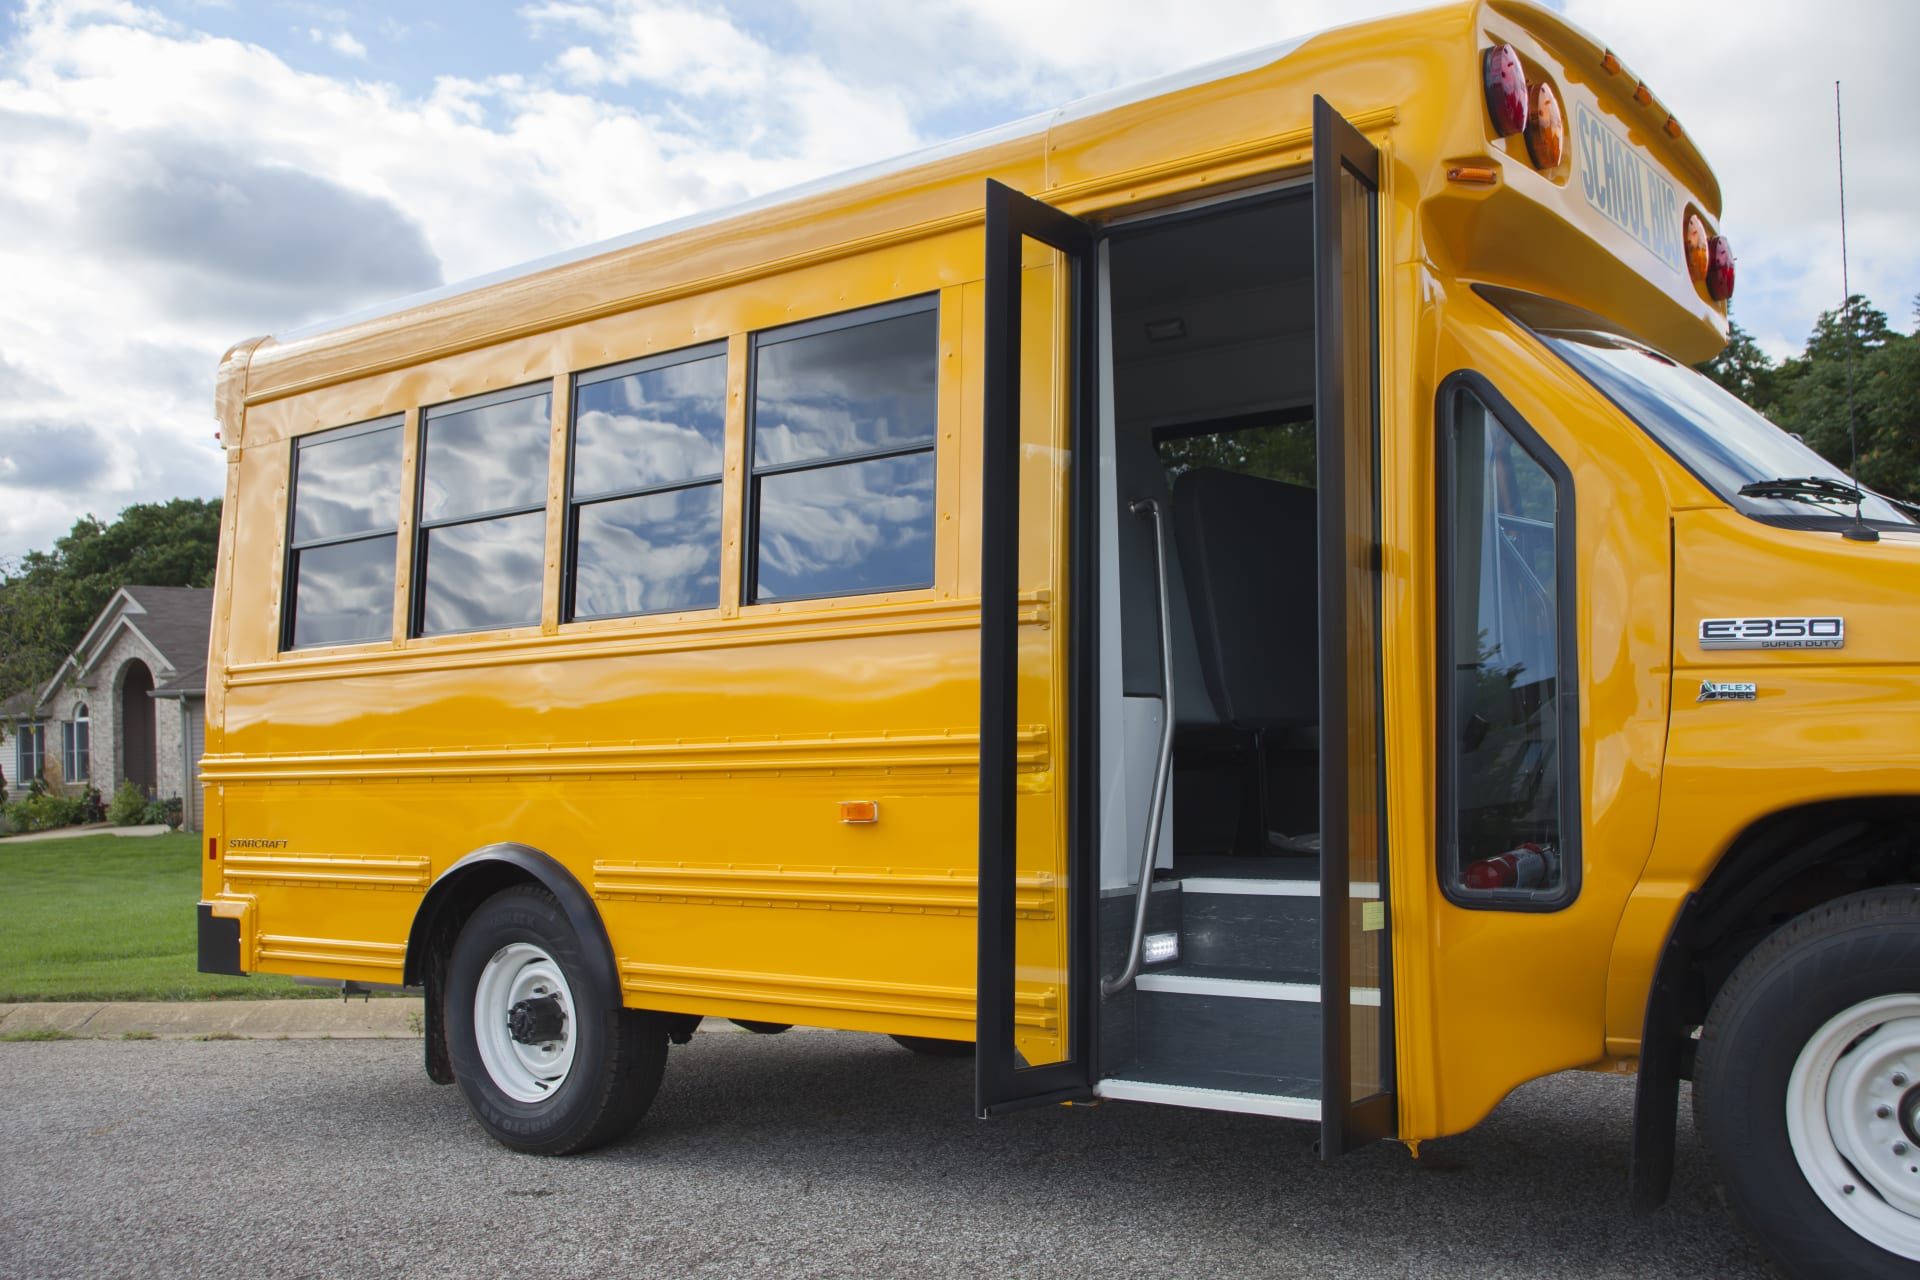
[0,998,425,1039]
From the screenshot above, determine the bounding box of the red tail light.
[1706,236,1735,301]
[1483,44,1528,137]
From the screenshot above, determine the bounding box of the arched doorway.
[120,660,156,794]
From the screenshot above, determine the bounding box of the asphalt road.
[0,1030,1773,1279]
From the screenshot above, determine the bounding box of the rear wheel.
[889,1034,974,1058]
[1696,886,1920,1278]
[446,885,666,1155]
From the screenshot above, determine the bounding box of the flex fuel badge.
[1698,680,1758,702]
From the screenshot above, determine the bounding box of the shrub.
[106,779,147,826]
[3,792,88,832]
[139,796,184,829]
[80,784,107,824]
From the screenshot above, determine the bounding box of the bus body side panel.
[203,240,1076,1057]
[1605,511,1920,1052]
[1410,283,1690,1139]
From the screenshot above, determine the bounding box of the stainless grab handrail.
[1102,497,1178,998]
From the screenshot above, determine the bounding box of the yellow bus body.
[199,0,1920,1193]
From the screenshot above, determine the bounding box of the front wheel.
[1696,886,1920,1278]
[446,885,666,1155]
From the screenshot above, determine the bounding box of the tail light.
[1524,80,1564,168]
[1484,44,1527,137]
[1706,236,1736,301]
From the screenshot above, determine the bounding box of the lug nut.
[1897,1142,1911,1156]
[1894,1073,1909,1087]
[1879,1105,1894,1119]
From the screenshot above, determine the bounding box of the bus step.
[1178,877,1320,973]
[1133,966,1328,1082]
[1095,1063,1321,1120]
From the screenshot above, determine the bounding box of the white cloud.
[309,27,367,60]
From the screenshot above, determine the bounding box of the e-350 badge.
[1698,617,1845,650]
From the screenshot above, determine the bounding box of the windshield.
[1490,290,1915,528]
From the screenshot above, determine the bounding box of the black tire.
[445,885,667,1155]
[889,1033,974,1058]
[1695,886,1920,1279]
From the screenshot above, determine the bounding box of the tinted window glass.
[285,419,402,650]
[416,385,552,636]
[420,392,552,522]
[753,309,937,466]
[748,299,938,603]
[573,355,726,499]
[419,513,545,633]
[292,426,402,543]
[574,487,722,618]
[1448,389,1566,898]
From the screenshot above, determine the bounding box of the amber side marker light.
[1483,44,1527,137]
[1525,80,1564,168]
[1706,236,1736,301]
[839,800,880,824]
[1447,165,1499,185]
[1685,213,1710,285]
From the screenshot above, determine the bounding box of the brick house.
[1,586,212,830]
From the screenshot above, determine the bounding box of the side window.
[62,704,89,781]
[1439,378,1578,907]
[746,296,938,602]
[567,345,727,620]
[285,417,403,649]
[16,721,45,784]
[414,384,552,636]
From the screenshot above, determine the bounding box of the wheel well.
[1677,797,1920,1036]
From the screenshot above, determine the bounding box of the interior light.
[1143,932,1180,965]
[1483,45,1528,138]
[1524,80,1564,168]
[1684,213,1710,285]
[1706,236,1736,301]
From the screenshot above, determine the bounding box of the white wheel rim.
[473,942,578,1104]
[1786,992,1920,1260]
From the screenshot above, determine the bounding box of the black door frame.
[976,179,1101,1117]
[1312,94,1397,1156]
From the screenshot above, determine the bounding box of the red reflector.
[208,837,218,861]
[1706,236,1735,301]
[1525,80,1564,168]
[1483,45,1527,137]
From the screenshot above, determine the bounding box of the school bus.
[197,2,1920,1274]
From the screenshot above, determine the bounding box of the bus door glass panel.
[977,180,1097,1116]
[1312,96,1395,1155]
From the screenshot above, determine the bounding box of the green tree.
[1696,319,1778,412]
[1770,297,1920,504]
[0,498,222,703]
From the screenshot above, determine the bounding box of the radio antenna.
[1835,80,1878,542]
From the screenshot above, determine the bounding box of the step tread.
[1098,1064,1322,1119]
[1135,964,1380,1005]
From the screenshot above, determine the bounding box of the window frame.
[1434,369,1583,912]
[16,720,45,785]
[281,414,404,652]
[409,381,555,639]
[62,704,89,781]
[742,293,941,606]
[563,341,730,624]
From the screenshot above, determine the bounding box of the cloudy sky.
[1,0,1914,563]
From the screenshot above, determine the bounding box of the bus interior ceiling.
[1096,190,1336,1108]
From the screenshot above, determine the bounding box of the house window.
[15,721,45,786]
[746,296,939,603]
[567,344,728,620]
[62,705,89,781]
[285,417,404,649]
[414,383,553,636]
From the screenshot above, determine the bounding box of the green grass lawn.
[0,832,328,1002]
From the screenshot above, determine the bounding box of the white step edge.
[1182,877,1380,899]
[1135,971,1382,1006]
[1096,1077,1321,1121]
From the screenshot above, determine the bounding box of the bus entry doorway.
[978,99,1394,1155]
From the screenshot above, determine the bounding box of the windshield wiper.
[1736,476,1865,506]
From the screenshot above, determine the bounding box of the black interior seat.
[1170,467,1319,735]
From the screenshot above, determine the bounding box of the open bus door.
[975,180,1100,1116]
[1313,95,1396,1156]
